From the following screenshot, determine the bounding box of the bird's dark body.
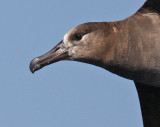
[135,82,160,127]
[30,0,160,127]
[105,13,160,86]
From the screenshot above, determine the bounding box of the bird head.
[30,22,116,73]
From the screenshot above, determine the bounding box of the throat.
[104,63,160,87]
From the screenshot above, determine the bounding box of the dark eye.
[73,34,83,40]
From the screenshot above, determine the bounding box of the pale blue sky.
[1,0,145,127]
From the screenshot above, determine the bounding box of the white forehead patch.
[63,32,69,44]
[63,32,73,47]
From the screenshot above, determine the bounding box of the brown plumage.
[30,0,160,127]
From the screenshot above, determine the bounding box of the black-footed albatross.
[30,0,160,126]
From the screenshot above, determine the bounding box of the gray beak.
[30,41,69,73]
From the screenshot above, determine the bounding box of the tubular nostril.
[54,47,60,52]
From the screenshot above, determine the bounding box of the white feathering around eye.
[81,33,90,41]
